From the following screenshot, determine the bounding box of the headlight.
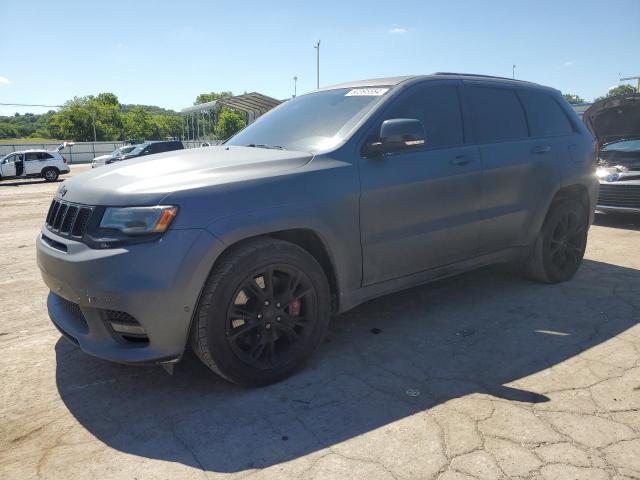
[100,206,178,235]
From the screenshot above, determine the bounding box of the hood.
[584,93,640,145]
[58,146,313,206]
[92,154,111,162]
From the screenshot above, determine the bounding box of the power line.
[0,102,62,108]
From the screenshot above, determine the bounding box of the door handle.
[531,145,551,154]
[450,155,471,166]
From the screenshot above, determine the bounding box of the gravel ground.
[1,165,639,480]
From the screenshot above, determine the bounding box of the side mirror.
[378,118,425,155]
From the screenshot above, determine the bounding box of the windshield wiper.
[245,143,283,150]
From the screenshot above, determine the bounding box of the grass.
[0,137,61,144]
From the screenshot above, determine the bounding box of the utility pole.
[314,40,321,90]
[512,64,516,79]
[293,76,298,97]
[620,76,640,94]
[91,110,97,142]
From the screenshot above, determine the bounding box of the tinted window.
[520,90,573,137]
[26,153,40,161]
[467,86,528,142]
[38,152,53,159]
[384,85,464,148]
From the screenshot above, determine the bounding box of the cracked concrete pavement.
[1,165,639,479]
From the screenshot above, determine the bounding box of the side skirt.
[338,247,523,313]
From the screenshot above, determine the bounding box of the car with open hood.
[37,73,598,386]
[584,93,640,213]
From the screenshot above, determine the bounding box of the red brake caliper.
[288,299,301,316]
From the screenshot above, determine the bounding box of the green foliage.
[0,111,55,139]
[563,93,585,104]
[214,108,246,140]
[194,91,233,105]
[122,106,159,141]
[0,90,243,142]
[594,84,637,102]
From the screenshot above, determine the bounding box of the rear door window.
[519,90,574,137]
[26,153,40,161]
[384,84,464,148]
[466,85,529,143]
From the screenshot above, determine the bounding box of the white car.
[91,144,137,168]
[0,144,71,182]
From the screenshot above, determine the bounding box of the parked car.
[0,143,71,182]
[37,74,597,386]
[116,140,184,162]
[584,94,640,213]
[91,144,138,168]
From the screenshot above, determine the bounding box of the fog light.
[110,322,146,335]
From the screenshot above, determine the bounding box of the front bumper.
[37,227,225,364]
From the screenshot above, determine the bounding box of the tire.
[42,168,59,182]
[519,199,588,283]
[190,238,331,386]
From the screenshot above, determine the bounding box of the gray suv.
[37,74,598,386]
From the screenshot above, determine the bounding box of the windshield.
[226,87,391,153]
[118,145,136,156]
[127,144,149,156]
[599,139,640,170]
[602,139,640,152]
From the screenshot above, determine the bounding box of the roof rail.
[433,72,533,83]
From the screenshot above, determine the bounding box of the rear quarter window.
[466,85,528,143]
[519,90,573,137]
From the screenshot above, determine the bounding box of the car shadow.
[0,179,59,187]
[594,211,640,231]
[55,259,639,473]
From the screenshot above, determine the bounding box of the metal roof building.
[180,92,282,141]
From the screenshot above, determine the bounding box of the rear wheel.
[42,168,59,182]
[520,199,588,283]
[190,238,331,386]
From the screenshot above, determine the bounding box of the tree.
[563,93,585,104]
[122,106,159,141]
[154,114,183,139]
[194,91,233,105]
[214,108,246,140]
[48,93,123,141]
[594,84,637,102]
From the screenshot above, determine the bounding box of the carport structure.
[180,92,282,141]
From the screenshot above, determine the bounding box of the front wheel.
[519,199,588,283]
[190,238,331,386]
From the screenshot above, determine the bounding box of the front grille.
[55,295,89,333]
[598,184,640,210]
[45,199,94,238]
[59,296,83,319]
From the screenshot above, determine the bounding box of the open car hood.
[584,94,640,146]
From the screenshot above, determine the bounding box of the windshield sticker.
[345,88,389,96]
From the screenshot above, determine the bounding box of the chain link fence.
[0,140,216,163]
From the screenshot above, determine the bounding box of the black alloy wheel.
[190,238,331,386]
[226,265,315,369]
[548,210,586,275]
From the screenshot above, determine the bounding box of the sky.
[1,0,639,115]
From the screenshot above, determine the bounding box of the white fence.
[0,140,214,163]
